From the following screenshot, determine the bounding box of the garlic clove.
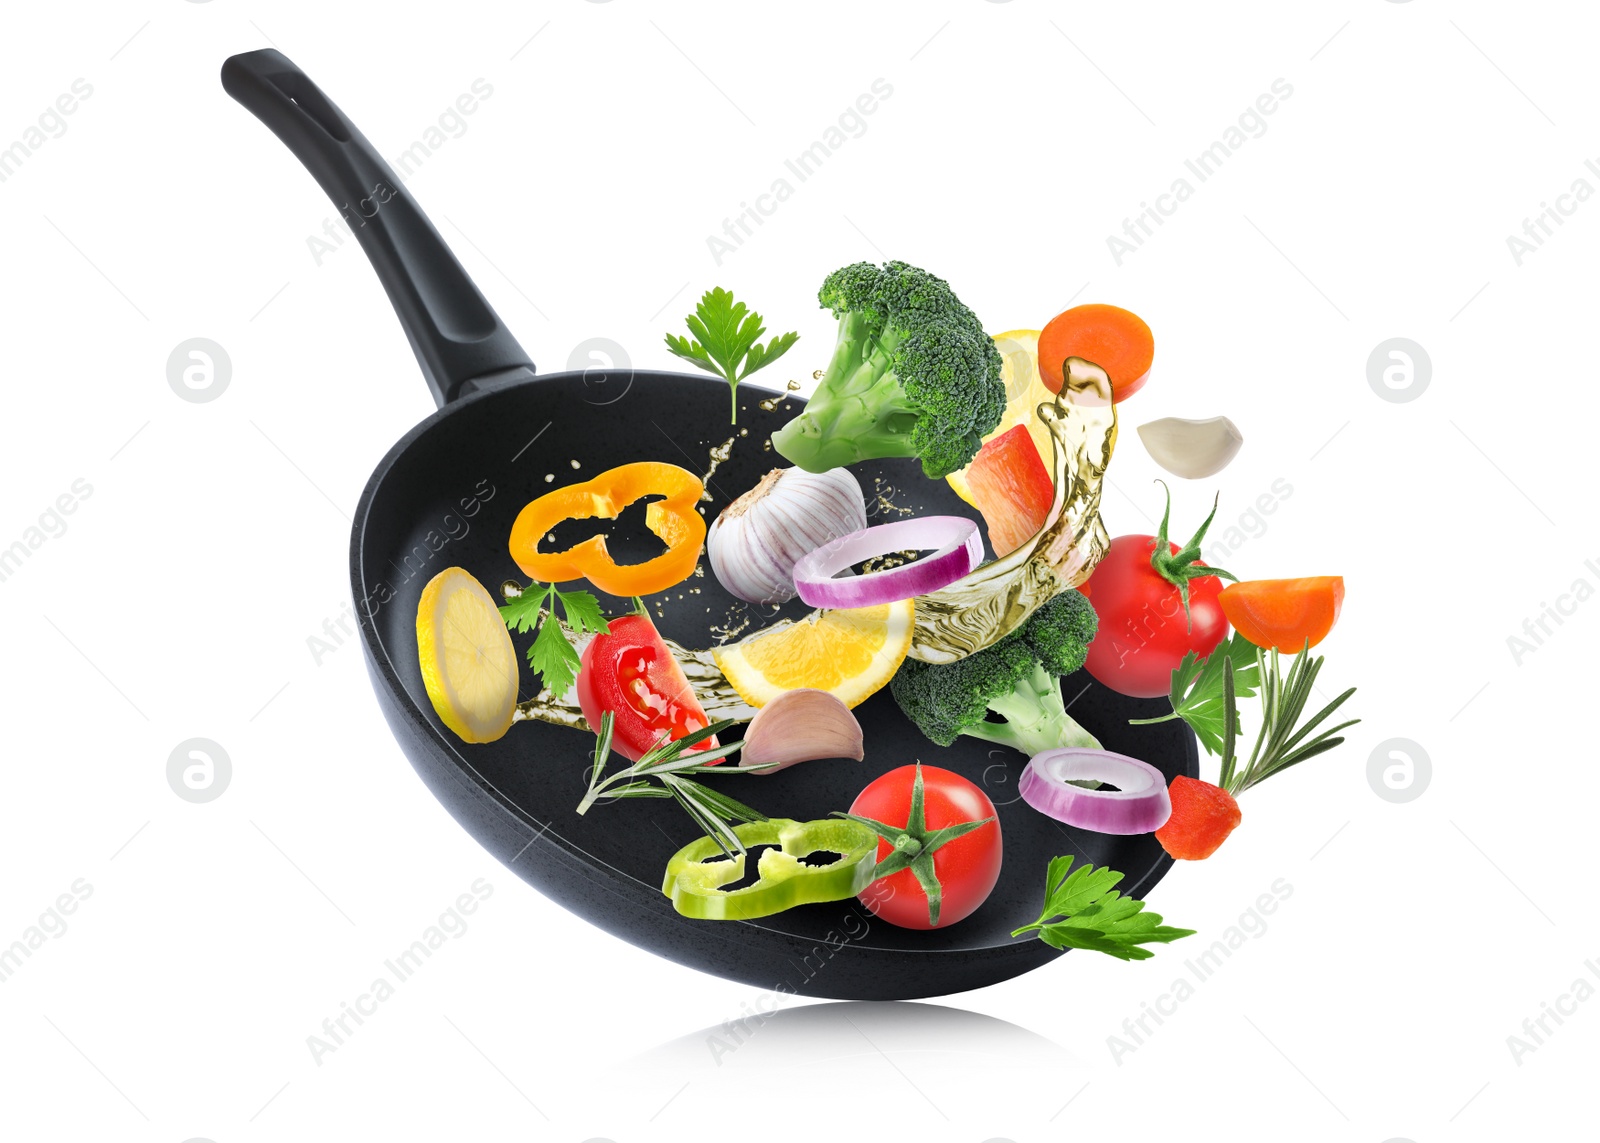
[739,688,864,773]
[1136,416,1244,479]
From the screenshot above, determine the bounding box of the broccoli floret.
[1019,585,1099,677]
[889,590,1101,757]
[771,261,1006,479]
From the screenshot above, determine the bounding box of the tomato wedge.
[1218,577,1344,653]
[965,424,1054,557]
[576,614,718,762]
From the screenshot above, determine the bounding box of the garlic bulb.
[708,467,867,604]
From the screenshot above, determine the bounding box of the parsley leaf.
[1012,856,1195,961]
[554,589,609,637]
[1131,631,1261,757]
[528,608,582,697]
[499,582,611,697]
[498,583,551,635]
[741,330,799,379]
[665,287,798,423]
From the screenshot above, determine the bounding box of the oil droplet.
[544,473,555,483]
[758,397,780,412]
[710,604,755,644]
[701,436,735,499]
[861,549,918,573]
[811,370,823,380]
[867,477,914,518]
[738,427,749,437]
[501,580,524,601]
[569,459,581,469]
[762,439,772,452]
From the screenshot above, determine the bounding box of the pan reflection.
[627,1000,1084,1110]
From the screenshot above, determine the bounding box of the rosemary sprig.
[577,712,780,858]
[1216,641,1359,796]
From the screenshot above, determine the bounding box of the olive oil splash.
[907,356,1115,662]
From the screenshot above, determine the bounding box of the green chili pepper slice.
[661,817,880,920]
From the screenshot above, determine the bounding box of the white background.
[0,1,1592,1140]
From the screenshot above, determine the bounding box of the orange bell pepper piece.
[509,462,706,596]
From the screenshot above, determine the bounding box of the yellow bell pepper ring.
[508,462,707,596]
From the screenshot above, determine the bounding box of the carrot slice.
[1218,576,1345,653]
[964,425,1053,556]
[1037,303,1154,403]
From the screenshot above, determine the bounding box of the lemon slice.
[416,567,518,743]
[713,599,914,709]
[947,329,1054,507]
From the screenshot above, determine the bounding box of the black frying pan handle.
[221,49,533,406]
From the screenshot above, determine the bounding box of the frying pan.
[221,48,1198,1000]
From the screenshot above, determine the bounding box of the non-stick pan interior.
[353,369,1195,985]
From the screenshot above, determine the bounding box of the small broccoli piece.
[771,261,1006,479]
[1018,585,1098,676]
[890,590,1101,757]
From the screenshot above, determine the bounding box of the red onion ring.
[791,516,983,609]
[1018,748,1172,834]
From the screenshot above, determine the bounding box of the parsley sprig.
[665,287,798,423]
[1012,856,1195,961]
[499,581,610,697]
[579,711,776,858]
[1131,634,1359,796]
[1130,631,1261,756]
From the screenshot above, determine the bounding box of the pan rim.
[348,370,1189,964]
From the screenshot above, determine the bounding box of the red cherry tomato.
[849,764,1001,930]
[576,614,717,762]
[1080,535,1230,699]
